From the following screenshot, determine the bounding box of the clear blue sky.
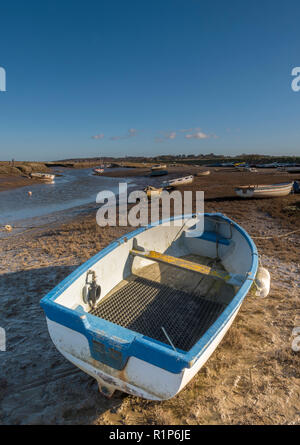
[0,0,300,161]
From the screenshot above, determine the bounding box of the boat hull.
[40,213,258,400]
[93,169,104,175]
[30,173,55,182]
[151,164,167,171]
[163,175,194,187]
[46,303,240,400]
[235,183,293,198]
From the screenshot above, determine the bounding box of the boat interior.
[54,215,253,353]
[89,254,235,352]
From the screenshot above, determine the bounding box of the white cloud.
[180,128,194,133]
[156,131,176,141]
[91,133,104,140]
[128,128,137,136]
[110,128,138,140]
[185,131,210,140]
[180,127,201,133]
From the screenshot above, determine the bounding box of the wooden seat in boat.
[130,248,245,286]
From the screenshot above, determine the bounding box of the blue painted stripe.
[40,212,258,374]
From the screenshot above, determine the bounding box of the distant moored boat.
[151,164,167,171]
[30,172,55,183]
[196,170,210,176]
[235,182,293,198]
[93,168,104,175]
[162,175,194,188]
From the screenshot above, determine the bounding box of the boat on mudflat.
[144,185,163,198]
[151,164,167,171]
[235,182,293,198]
[40,212,262,401]
[162,175,194,188]
[30,172,55,183]
[196,170,210,176]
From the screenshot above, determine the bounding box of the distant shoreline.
[1,157,300,192]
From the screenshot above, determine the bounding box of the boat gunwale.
[40,212,258,373]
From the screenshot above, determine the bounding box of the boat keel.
[97,379,116,398]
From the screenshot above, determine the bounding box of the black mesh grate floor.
[89,276,225,351]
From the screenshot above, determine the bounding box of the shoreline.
[1,164,299,193]
[0,175,45,192]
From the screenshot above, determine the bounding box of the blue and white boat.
[40,213,260,400]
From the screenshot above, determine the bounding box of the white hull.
[235,183,293,198]
[30,172,55,182]
[93,169,104,175]
[151,164,167,171]
[163,175,194,188]
[46,306,239,400]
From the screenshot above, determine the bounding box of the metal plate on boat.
[89,276,225,352]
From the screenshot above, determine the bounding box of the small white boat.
[93,168,104,175]
[40,213,260,401]
[30,172,55,183]
[196,170,210,176]
[235,182,293,198]
[163,175,194,188]
[151,164,167,171]
[144,186,163,198]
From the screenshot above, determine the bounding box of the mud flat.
[0,176,38,192]
[0,162,52,192]
[0,170,299,425]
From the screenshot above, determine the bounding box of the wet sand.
[0,175,42,192]
[0,168,299,425]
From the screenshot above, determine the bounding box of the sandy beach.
[0,167,299,425]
